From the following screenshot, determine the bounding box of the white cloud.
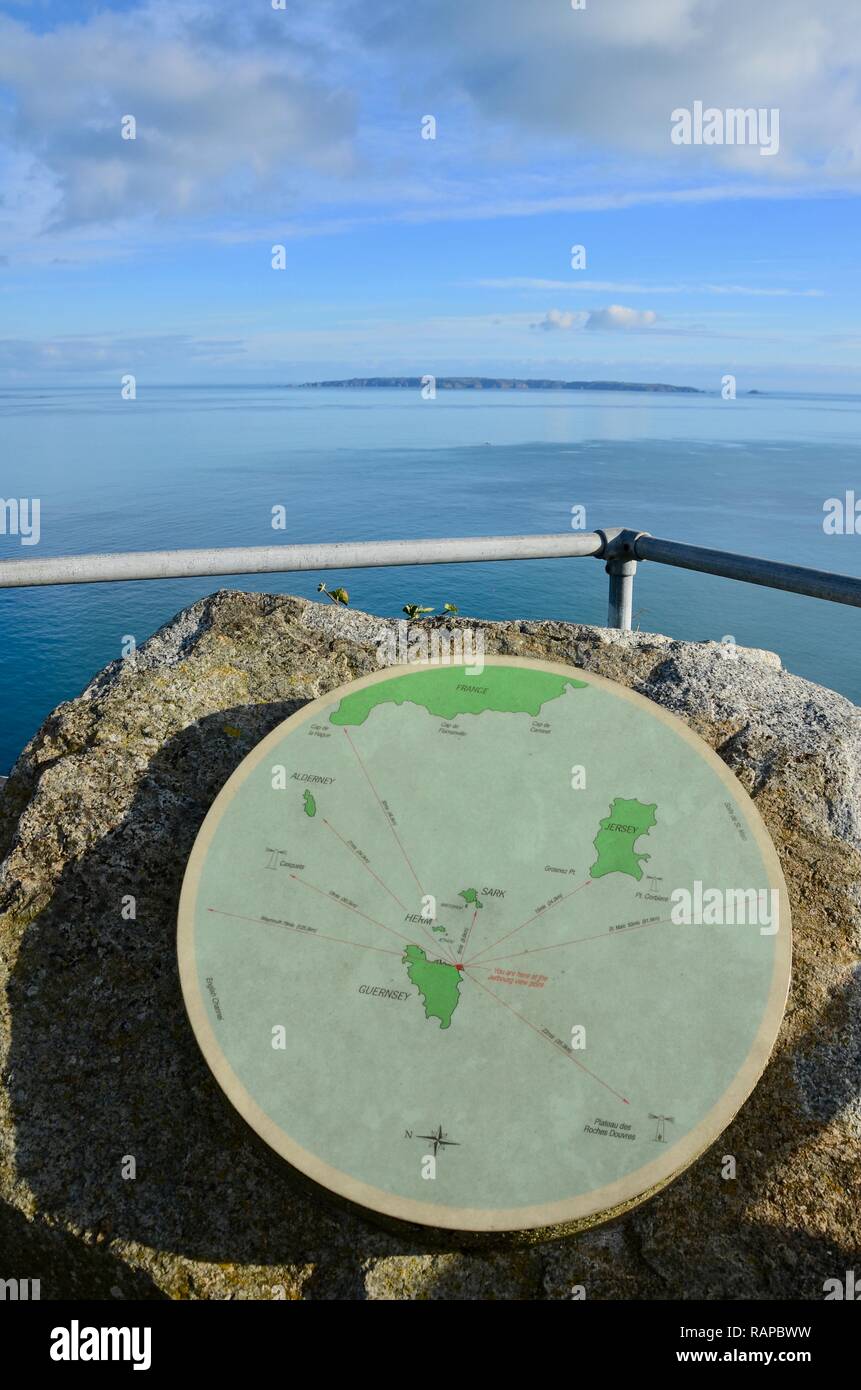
[0,0,858,252]
[0,2,356,229]
[532,305,659,333]
[534,309,587,332]
[585,306,658,331]
[349,0,861,176]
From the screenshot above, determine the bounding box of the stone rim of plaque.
[177,657,792,1238]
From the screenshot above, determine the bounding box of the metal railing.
[1,527,860,632]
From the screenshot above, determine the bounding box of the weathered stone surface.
[0,590,859,1299]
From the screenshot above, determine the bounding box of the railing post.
[606,556,636,630]
[598,528,649,632]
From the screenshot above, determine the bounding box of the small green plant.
[318,582,350,606]
[443,602,459,615]
[403,604,434,620]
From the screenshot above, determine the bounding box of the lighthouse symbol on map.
[649,1114,675,1143]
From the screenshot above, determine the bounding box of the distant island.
[294,376,704,395]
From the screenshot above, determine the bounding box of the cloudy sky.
[0,0,859,389]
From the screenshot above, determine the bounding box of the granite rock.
[0,591,858,1299]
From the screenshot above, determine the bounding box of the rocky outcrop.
[0,591,858,1299]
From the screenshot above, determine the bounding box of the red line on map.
[470,916,674,966]
[463,962,549,976]
[431,931,459,965]
[319,817,456,964]
[288,874,416,948]
[465,879,592,965]
[204,907,403,956]
[322,817,410,913]
[462,968,630,1106]
[342,727,425,896]
[459,909,479,962]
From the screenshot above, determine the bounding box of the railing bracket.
[596,530,651,630]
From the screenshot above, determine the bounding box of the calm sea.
[1,384,860,773]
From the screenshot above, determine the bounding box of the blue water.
[2,385,860,774]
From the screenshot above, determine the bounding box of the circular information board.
[178,657,791,1236]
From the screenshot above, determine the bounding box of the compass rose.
[416,1124,460,1158]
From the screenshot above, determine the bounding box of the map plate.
[177,658,791,1236]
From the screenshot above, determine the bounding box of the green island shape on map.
[402,945,462,1029]
[303,789,317,817]
[590,797,657,881]
[459,888,482,909]
[329,664,587,727]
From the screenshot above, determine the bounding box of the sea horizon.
[2,382,860,775]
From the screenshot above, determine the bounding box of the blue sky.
[0,0,859,390]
